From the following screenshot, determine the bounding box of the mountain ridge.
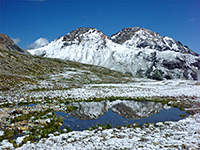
[111,27,198,56]
[0,33,27,53]
[28,27,200,80]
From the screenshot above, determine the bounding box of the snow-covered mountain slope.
[28,27,200,80]
[111,27,199,56]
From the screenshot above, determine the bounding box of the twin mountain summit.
[1,27,200,80]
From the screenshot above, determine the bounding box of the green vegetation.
[0,129,16,141]
[66,106,78,113]
[0,108,65,148]
[126,124,131,128]
[10,109,54,123]
[88,123,113,131]
[179,114,187,118]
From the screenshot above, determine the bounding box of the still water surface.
[55,100,188,131]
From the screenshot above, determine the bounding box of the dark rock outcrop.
[0,33,27,53]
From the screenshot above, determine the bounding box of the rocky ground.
[0,78,200,149]
[16,114,200,150]
[0,48,200,149]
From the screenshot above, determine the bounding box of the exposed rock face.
[111,27,199,56]
[63,28,91,42]
[0,33,26,53]
[28,27,200,80]
[61,27,108,48]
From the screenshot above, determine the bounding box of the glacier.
[28,27,200,80]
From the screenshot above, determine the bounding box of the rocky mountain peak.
[111,27,198,56]
[111,27,156,44]
[63,27,106,41]
[60,27,108,48]
[0,33,26,53]
[62,27,91,42]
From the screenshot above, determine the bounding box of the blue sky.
[1,0,200,54]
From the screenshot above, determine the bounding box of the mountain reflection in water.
[70,100,164,120]
[56,100,188,131]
